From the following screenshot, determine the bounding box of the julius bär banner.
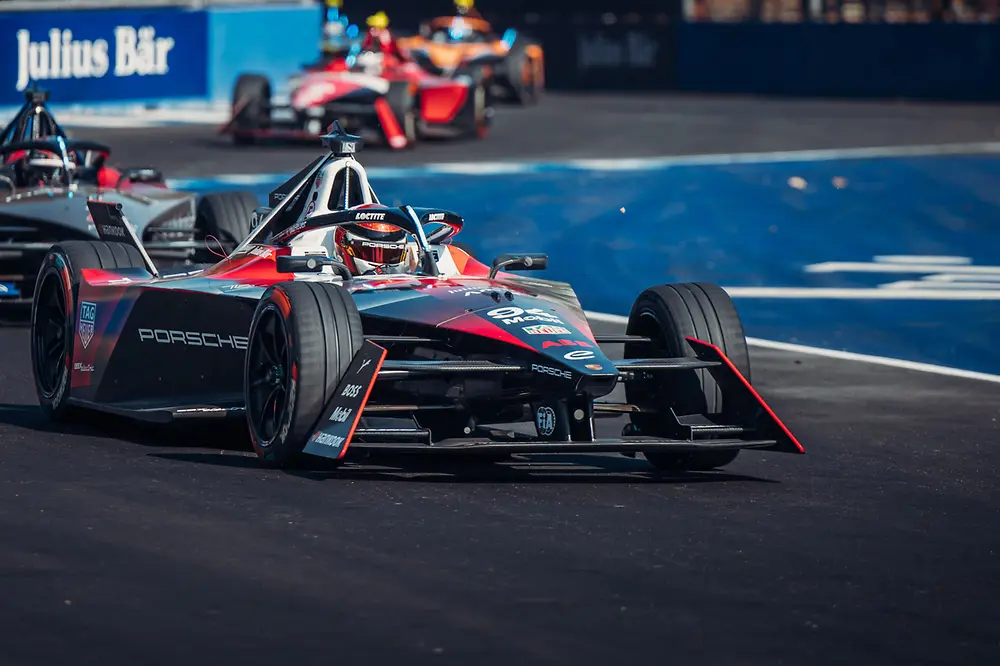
[2,7,208,105]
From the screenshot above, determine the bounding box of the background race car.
[0,89,257,312]
[222,12,493,150]
[396,0,544,105]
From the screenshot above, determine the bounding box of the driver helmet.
[334,221,414,275]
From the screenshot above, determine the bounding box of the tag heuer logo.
[78,301,97,349]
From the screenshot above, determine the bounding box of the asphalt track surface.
[3,94,1000,665]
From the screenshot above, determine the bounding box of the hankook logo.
[138,328,248,349]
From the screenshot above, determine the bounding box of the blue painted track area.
[177,152,1000,375]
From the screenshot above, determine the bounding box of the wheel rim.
[33,273,68,397]
[247,305,291,447]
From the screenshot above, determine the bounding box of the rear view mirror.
[489,253,548,279]
[276,254,352,280]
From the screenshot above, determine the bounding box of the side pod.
[685,336,805,454]
[303,340,387,461]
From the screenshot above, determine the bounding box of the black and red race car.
[220,16,492,149]
[30,124,803,471]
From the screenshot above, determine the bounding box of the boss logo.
[341,383,362,398]
[137,328,248,350]
[355,212,386,221]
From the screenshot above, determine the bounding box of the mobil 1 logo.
[486,306,562,326]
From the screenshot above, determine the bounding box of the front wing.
[306,337,804,462]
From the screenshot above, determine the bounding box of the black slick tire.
[245,281,363,468]
[195,190,259,257]
[30,241,147,421]
[624,282,751,471]
[231,73,271,146]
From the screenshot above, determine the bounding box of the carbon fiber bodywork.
[0,185,199,307]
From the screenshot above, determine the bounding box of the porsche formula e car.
[0,88,258,310]
[221,17,492,150]
[30,124,803,471]
[397,1,544,105]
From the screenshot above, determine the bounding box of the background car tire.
[195,190,259,258]
[623,282,752,472]
[245,281,363,468]
[231,73,271,146]
[386,82,419,147]
[30,241,147,421]
[504,43,540,105]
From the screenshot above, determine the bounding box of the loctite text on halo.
[16,26,176,92]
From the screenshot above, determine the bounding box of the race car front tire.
[245,281,364,468]
[385,82,418,147]
[624,282,751,471]
[195,190,260,258]
[30,241,147,421]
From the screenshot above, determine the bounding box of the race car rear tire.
[624,282,751,471]
[385,82,418,148]
[504,44,540,105]
[30,240,147,421]
[195,190,259,257]
[231,74,271,145]
[245,281,364,468]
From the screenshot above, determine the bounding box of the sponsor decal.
[137,328,248,350]
[313,432,346,449]
[585,364,603,371]
[535,406,556,437]
[329,406,353,423]
[361,241,405,250]
[564,350,595,361]
[341,383,363,398]
[99,223,127,237]
[0,282,17,297]
[78,301,97,349]
[576,31,659,72]
[531,363,571,379]
[304,199,316,216]
[523,324,570,335]
[16,26,177,93]
[73,362,94,373]
[486,306,562,326]
[342,141,356,153]
[541,339,591,349]
[427,212,445,221]
[249,246,273,259]
[354,212,386,221]
[357,358,372,374]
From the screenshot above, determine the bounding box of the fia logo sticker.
[78,301,97,349]
[535,405,556,437]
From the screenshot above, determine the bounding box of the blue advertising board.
[0,7,208,106]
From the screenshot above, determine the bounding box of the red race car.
[221,12,493,149]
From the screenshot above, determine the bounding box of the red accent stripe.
[337,345,388,460]
[686,336,805,454]
[374,97,408,149]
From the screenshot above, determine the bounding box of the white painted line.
[583,310,1000,384]
[722,286,1000,299]
[874,255,971,265]
[744,337,1000,384]
[878,280,1000,290]
[566,140,1000,170]
[804,261,1000,274]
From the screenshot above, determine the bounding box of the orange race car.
[396,0,543,105]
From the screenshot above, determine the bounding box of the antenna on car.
[321,120,364,158]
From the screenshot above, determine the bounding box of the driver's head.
[335,222,412,275]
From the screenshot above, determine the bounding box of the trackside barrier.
[0,0,320,109]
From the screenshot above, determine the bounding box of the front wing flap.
[302,337,803,462]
